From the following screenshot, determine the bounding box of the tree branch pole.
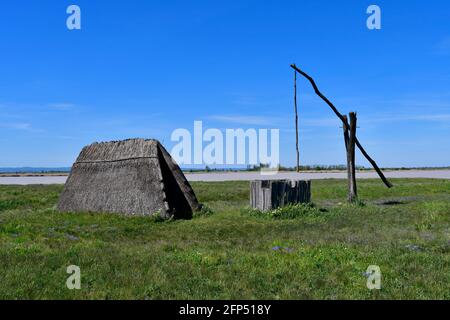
[294,69,300,172]
[290,64,393,188]
[342,115,350,152]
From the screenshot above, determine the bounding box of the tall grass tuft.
[244,203,321,220]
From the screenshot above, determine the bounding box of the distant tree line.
[180,164,450,173]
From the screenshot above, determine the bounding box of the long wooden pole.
[290,64,393,188]
[294,69,300,172]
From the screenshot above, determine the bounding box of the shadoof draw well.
[290,64,393,203]
[57,139,201,219]
[251,180,311,212]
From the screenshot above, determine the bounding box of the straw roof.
[57,139,200,219]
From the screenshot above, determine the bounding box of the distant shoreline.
[0,172,70,177]
[1,167,450,178]
[3,169,450,185]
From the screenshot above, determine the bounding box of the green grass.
[0,179,449,299]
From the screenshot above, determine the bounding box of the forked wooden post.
[347,112,358,202]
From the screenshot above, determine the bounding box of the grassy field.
[0,179,449,299]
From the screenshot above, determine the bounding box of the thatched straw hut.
[57,139,200,219]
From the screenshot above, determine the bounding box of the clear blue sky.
[1,0,450,168]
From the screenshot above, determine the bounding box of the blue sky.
[1,0,450,168]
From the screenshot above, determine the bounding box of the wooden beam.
[290,64,393,188]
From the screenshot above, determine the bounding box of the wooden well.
[250,180,311,211]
